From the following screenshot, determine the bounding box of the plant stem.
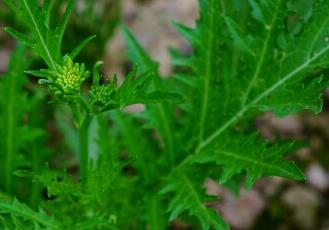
[79,114,92,184]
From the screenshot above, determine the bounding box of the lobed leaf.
[173,0,329,182]
[161,174,229,230]
[192,133,305,189]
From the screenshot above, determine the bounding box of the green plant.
[1,0,329,229]
[0,44,51,206]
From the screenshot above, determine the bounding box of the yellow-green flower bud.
[53,57,90,102]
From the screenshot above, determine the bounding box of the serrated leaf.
[4,0,93,70]
[90,65,181,112]
[20,0,57,69]
[192,133,305,189]
[0,44,30,193]
[0,198,60,229]
[117,70,182,106]
[161,175,229,230]
[172,0,329,187]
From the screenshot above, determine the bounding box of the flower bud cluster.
[52,57,90,102]
[90,83,114,112]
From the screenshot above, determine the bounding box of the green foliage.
[13,166,118,229]
[4,0,178,108]
[90,64,181,113]
[0,45,29,193]
[161,174,229,230]
[0,45,49,200]
[192,134,304,189]
[123,0,329,228]
[4,0,76,69]
[2,0,329,229]
[122,27,180,166]
[0,198,60,230]
[59,0,121,65]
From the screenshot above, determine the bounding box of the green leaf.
[117,69,182,106]
[0,198,61,230]
[161,175,229,230]
[145,195,167,230]
[122,26,158,72]
[42,0,54,29]
[223,16,255,56]
[248,0,268,23]
[56,0,76,51]
[182,0,223,145]
[4,0,93,70]
[0,44,29,193]
[3,27,34,47]
[20,0,57,69]
[25,69,57,79]
[69,35,97,60]
[173,0,329,184]
[192,133,305,189]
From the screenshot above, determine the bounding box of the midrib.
[198,0,216,143]
[182,176,218,226]
[198,43,329,153]
[22,0,56,70]
[214,150,296,177]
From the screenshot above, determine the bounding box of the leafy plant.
[0,44,50,206]
[1,0,329,229]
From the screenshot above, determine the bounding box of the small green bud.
[89,62,118,113]
[89,83,114,112]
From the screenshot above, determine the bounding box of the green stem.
[77,95,93,184]
[79,114,92,184]
[79,96,91,114]
[73,94,93,186]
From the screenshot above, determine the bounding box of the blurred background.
[0,0,329,229]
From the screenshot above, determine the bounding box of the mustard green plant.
[1,0,329,229]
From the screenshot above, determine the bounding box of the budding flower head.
[90,74,118,112]
[49,56,89,102]
[90,83,114,112]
